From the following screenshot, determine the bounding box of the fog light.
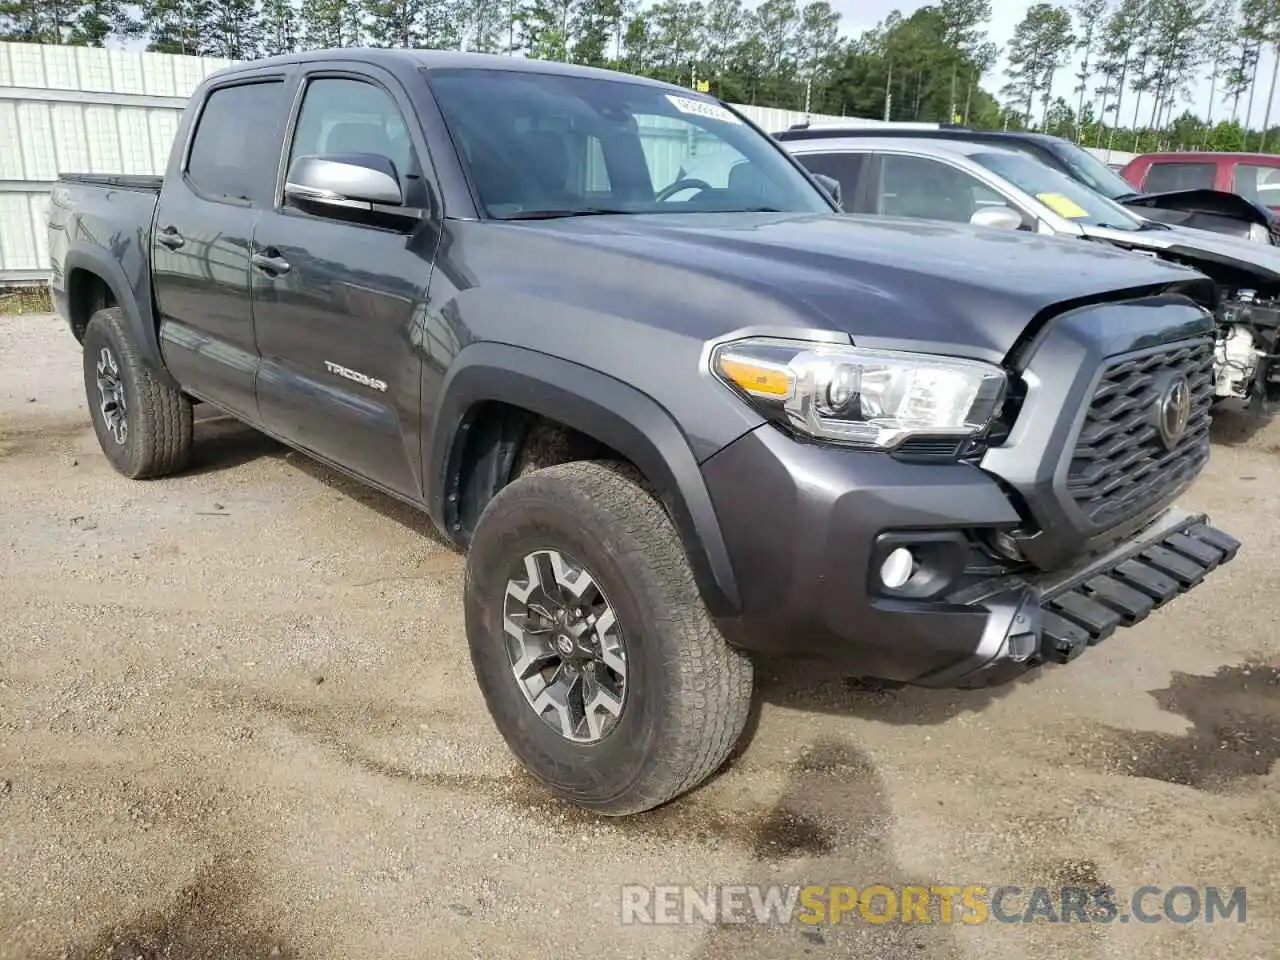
[880,547,916,589]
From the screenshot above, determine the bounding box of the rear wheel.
[464,460,754,815]
[82,307,193,479]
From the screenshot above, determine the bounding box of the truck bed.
[48,174,163,346]
[57,173,163,192]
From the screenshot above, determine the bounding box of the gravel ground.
[1,312,1277,960]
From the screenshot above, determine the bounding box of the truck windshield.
[972,151,1146,232]
[424,68,833,219]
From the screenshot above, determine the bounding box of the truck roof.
[207,47,683,91]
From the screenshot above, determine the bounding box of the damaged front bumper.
[916,509,1241,688]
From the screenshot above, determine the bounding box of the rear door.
[250,62,438,498]
[152,74,289,421]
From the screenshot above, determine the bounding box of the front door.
[250,66,439,498]
[152,76,289,421]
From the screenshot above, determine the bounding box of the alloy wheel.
[95,347,127,446]
[502,548,628,744]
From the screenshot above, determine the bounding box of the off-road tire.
[82,307,193,479]
[464,459,754,815]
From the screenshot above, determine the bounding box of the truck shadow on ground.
[183,407,451,546]
[690,737,965,960]
[746,655,1031,730]
[182,407,288,475]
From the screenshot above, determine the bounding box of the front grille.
[1067,339,1213,529]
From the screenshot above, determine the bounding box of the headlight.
[1248,222,1271,244]
[711,337,1007,449]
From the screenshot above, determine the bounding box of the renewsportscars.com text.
[620,884,1247,926]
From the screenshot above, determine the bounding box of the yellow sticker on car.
[1037,192,1089,219]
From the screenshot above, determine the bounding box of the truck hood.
[1085,219,1280,286]
[511,212,1213,362]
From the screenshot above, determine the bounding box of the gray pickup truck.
[48,49,1239,816]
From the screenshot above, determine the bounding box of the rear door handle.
[251,252,291,276]
[156,226,184,250]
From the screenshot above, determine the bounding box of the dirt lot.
[1,312,1278,960]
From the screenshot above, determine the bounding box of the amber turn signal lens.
[716,355,793,398]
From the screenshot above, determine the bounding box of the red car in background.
[1120,151,1280,212]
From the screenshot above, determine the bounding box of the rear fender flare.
[426,342,742,617]
[63,246,176,389]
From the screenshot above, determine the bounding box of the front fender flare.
[426,342,742,617]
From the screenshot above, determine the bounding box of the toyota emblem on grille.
[1157,376,1192,449]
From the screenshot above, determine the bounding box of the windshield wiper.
[497,208,633,220]
[1113,191,1142,203]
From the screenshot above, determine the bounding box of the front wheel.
[464,460,754,815]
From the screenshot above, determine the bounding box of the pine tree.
[519,0,573,60]
[65,0,140,44]
[1071,0,1109,133]
[299,0,344,47]
[1002,3,1075,127]
[572,0,617,65]
[259,0,298,54]
[459,0,505,51]
[0,0,77,42]
[363,0,425,46]
[143,0,214,54]
[207,0,260,57]
[1223,0,1261,124]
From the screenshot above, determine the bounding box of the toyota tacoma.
[47,49,1240,816]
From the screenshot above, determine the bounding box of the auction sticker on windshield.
[666,94,742,125]
[1037,192,1089,219]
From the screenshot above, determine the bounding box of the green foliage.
[10,0,1280,153]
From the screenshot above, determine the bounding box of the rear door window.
[875,154,991,223]
[1143,162,1217,193]
[186,81,285,205]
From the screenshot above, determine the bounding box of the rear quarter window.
[1232,162,1280,204]
[186,81,285,206]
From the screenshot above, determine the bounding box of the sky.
[836,0,1278,131]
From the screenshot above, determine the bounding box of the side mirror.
[284,153,404,211]
[812,173,842,208]
[969,206,1023,231]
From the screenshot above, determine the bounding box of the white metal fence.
[0,42,238,282]
[0,41,854,283]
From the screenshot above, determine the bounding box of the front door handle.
[251,252,291,276]
[156,226,184,250]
